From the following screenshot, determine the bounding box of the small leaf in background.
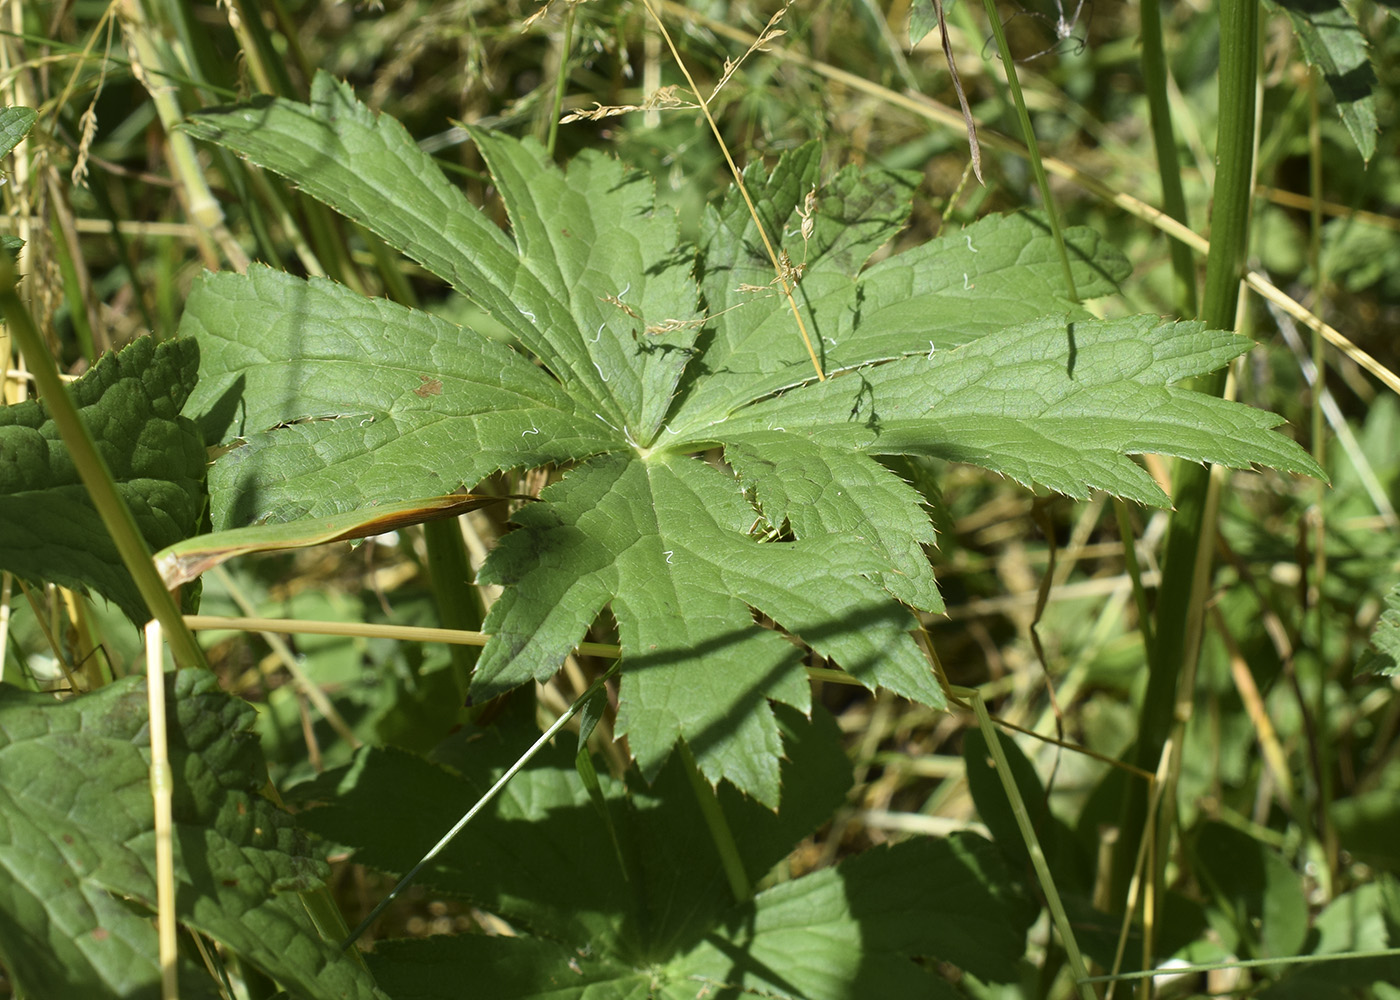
[0,106,36,158]
[369,934,645,1000]
[1271,0,1378,162]
[0,669,386,1000]
[0,107,36,258]
[908,0,939,46]
[963,727,1091,892]
[1331,781,1400,875]
[299,701,852,959]
[0,336,206,624]
[669,836,1024,998]
[1192,820,1309,963]
[1258,878,1400,999]
[1356,582,1400,676]
[1323,216,1400,297]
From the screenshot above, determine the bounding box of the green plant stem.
[545,3,577,157]
[225,0,298,97]
[340,659,621,949]
[120,4,239,268]
[963,687,1094,1000]
[1198,1,1259,334]
[979,0,1078,303]
[1112,0,1259,908]
[1305,65,1339,896]
[0,268,208,670]
[1139,0,1199,318]
[678,741,751,905]
[422,518,485,700]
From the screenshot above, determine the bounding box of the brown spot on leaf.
[415,376,443,398]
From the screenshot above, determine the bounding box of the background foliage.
[2,0,1399,998]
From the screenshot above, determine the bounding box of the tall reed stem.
[1112,0,1260,910]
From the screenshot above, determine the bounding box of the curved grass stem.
[969,690,1094,1000]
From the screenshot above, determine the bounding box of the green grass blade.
[1139,0,1199,318]
[967,689,1094,1000]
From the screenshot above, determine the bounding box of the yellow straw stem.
[144,620,178,1000]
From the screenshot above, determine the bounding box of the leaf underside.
[181,71,1321,802]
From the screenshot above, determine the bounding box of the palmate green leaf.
[473,452,934,801]
[181,74,701,438]
[462,126,704,441]
[725,436,942,611]
[675,146,1130,425]
[179,78,527,347]
[182,72,1319,802]
[705,314,1325,509]
[302,703,1026,1000]
[0,670,385,1000]
[180,264,616,528]
[0,336,205,624]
